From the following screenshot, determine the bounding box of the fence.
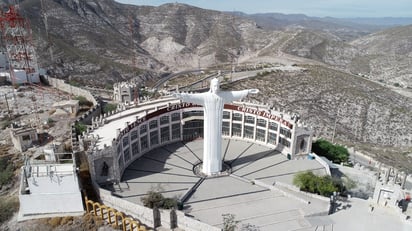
[85,196,149,231]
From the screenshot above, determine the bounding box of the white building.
[113,81,139,103]
[10,123,39,152]
[82,98,313,184]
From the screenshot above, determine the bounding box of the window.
[279,137,290,147]
[182,120,203,141]
[149,120,158,130]
[124,148,130,162]
[222,121,230,135]
[232,123,242,137]
[269,121,278,131]
[131,130,138,141]
[172,123,181,140]
[140,124,147,134]
[171,113,180,121]
[132,141,139,156]
[257,118,267,127]
[280,127,291,138]
[223,111,230,119]
[268,132,277,145]
[256,128,266,142]
[233,113,242,121]
[150,130,159,146]
[140,135,148,151]
[244,125,254,139]
[161,126,170,143]
[160,115,169,125]
[183,110,203,118]
[122,136,129,147]
[245,115,255,124]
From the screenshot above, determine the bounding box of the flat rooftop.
[27,164,79,194]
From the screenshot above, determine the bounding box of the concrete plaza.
[114,139,330,230]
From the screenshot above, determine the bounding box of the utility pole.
[4,94,11,118]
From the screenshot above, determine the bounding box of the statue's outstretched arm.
[172,92,206,105]
[221,89,259,102]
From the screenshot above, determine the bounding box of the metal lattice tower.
[0,5,39,84]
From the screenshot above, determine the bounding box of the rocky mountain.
[1,0,411,165]
[349,25,412,88]
[276,24,412,88]
[230,65,412,171]
[10,0,280,86]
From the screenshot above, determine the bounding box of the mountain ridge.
[1,0,411,163]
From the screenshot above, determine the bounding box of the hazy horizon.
[115,0,412,18]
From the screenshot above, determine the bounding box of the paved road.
[152,69,203,90]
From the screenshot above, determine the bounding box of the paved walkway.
[115,139,330,230]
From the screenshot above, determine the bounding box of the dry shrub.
[60,216,74,225]
[0,196,19,223]
[47,217,62,228]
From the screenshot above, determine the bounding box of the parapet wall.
[46,77,98,105]
[92,180,219,231]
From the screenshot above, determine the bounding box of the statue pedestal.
[193,162,232,178]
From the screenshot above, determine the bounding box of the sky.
[115,0,412,18]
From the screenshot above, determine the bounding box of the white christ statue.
[173,78,259,175]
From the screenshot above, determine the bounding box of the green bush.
[312,139,349,163]
[293,171,339,197]
[140,191,177,209]
[222,213,239,231]
[74,96,93,107]
[74,122,87,136]
[103,103,117,114]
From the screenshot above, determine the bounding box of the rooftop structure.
[113,81,139,103]
[52,99,79,117]
[18,151,84,221]
[10,122,38,152]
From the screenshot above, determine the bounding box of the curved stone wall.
[88,101,313,183]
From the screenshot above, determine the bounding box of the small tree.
[140,190,178,209]
[74,122,87,136]
[312,139,349,163]
[141,191,165,209]
[293,171,339,197]
[103,103,117,114]
[222,213,239,231]
[74,96,93,107]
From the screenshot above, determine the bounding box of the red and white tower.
[0,5,39,84]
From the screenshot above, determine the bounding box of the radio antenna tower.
[0,4,39,85]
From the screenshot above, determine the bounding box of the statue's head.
[210,78,220,94]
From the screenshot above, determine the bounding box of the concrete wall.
[19,193,84,216]
[310,152,332,176]
[46,77,97,105]
[46,77,102,125]
[93,181,219,231]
